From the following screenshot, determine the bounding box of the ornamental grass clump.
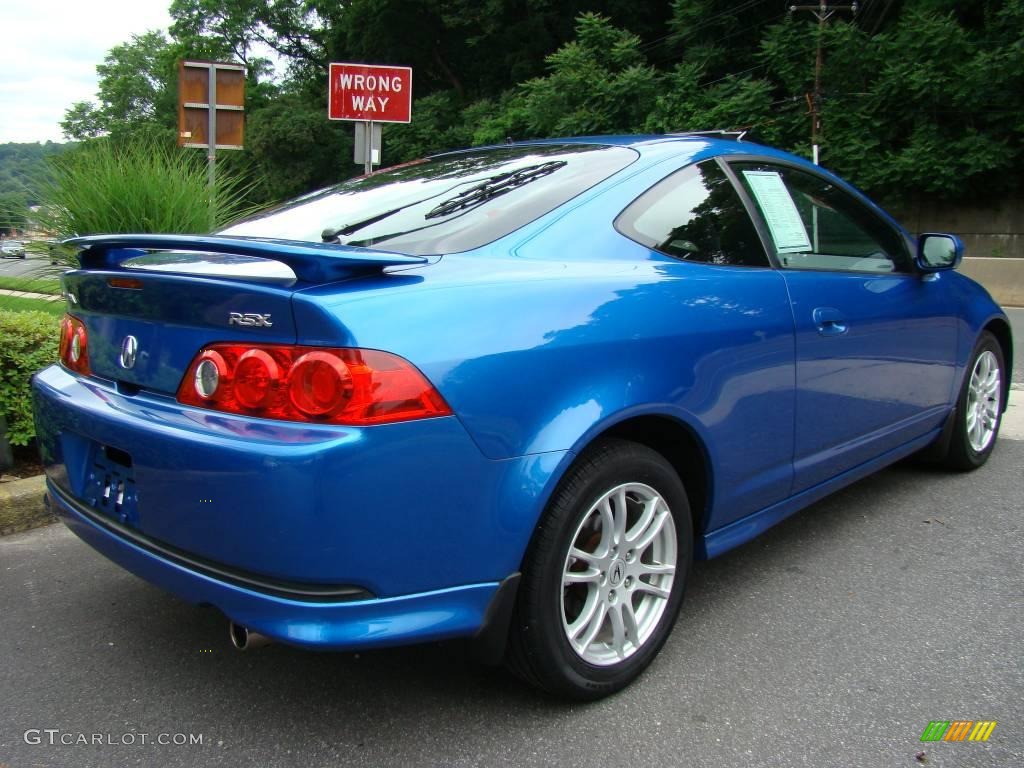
[35,139,259,239]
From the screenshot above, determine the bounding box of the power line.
[639,0,776,54]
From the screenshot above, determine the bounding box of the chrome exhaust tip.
[228,622,271,651]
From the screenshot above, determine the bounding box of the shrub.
[0,310,59,446]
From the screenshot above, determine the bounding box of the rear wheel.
[507,439,692,699]
[943,331,1005,470]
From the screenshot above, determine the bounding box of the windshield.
[221,144,637,255]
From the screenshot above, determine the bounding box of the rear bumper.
[32,364,570,648]
[49,480,498,649]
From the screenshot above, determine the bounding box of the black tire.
[943,331,1005,471]
[506,439,692,700]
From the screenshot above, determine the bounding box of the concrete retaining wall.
[894,197,1024,260]
[960,258,1024,308]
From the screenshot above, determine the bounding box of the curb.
[0,475,53,536]
[0,288,64,302]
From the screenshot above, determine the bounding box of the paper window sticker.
[742,170,812,254]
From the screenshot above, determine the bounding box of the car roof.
[436,132,750,152]
[433,132,790,165]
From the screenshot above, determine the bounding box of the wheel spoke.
[612,488,629,546]
[982,373,1000,397]
[576,601,608,650]
[631,508,670,554]
[596,500,614,556]
[634,580,671,600]
[636,561,675,578]
[569,547,601,566]
[621,598,641,649]
[567,593,602,641]
[608,604,626,658]
[563,566,601,585]
[625,495,658,545]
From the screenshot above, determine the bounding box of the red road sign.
[328,63,412,123]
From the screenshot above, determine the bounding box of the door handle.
[812,306,848,336]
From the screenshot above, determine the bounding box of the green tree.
[757,3,1024,203]
[0,192,28,235]
[60,31,182,143]
[246,97,350,201]
[487,13,662,139]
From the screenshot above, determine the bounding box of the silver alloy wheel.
[560,482,677,666]
[966,350,1001,452]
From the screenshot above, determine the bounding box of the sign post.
[354,121,382,174]
[328,63,412,173]
[178,60,246,226]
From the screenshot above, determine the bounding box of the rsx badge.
[228,312,273,328]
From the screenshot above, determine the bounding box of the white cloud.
[0,0,173,143]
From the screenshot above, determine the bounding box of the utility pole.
[789,2,857,165]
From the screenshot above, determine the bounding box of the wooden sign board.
[178,60,246,150]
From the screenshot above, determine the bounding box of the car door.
[614,159,796,529]
[728,159,959,492]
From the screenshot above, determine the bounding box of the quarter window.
[616,161,769,267]
[733,162,910,273]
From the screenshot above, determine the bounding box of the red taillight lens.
[59,313,91,375]
[177,344,451,426]
[234,349,279,409]
[288,351,352,417]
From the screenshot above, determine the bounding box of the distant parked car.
[33,133,1014,699]
[1,240,26,258]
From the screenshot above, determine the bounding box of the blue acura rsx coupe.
[32,133,1013,699]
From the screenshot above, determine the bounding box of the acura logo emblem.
[119,335,139,369]
[609,559,625,586]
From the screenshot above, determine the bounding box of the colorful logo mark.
[920,721,997,742]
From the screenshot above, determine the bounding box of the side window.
[732,162,910,273]
[615,160,769,267]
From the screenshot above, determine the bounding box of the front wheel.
[506,439,692,699]
[943,331,1005,470]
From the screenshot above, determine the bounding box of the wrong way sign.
[328,63,412,123]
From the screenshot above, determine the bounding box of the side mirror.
[916,233,963,272]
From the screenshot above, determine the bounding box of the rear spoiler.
[65,234,428,284]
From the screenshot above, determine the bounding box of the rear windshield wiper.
[424,161,567,220]
[321,176,493,243]
[322,160,568,243]
[322,206,408,243]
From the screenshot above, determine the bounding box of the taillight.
[177,344,452,426]
[58,314,91,375]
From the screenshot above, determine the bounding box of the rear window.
[221,144,637,255]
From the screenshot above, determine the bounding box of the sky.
[0,0,174,144]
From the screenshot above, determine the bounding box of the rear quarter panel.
[293,233,797,534]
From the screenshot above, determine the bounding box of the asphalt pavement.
[2,437,1021,767]
[0,253,55,279]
